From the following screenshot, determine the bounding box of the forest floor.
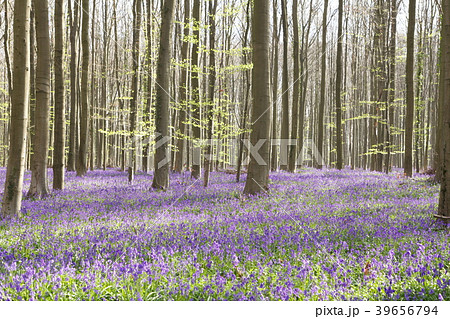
[0,168,449,300]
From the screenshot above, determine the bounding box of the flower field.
[0,168,449,300]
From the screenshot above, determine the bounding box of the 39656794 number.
[375,306,438,316]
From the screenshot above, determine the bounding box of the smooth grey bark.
[89,0,96,172]
[190,0,201,179]
[173,0,190,173]
[297,0,313,169]
[316,0,328,169]
[129,0,142,178]
[28,0,51,198]
[386,0,398,173]
[288,0,300,172]
[67,0,79,172]
[53,0,65,190]
[151,0,175,189]
[271,0,279,171]
[112,0,126,171]
[280,0,289,171]
[204,0,217,187]
[439,0,450,218]
[98,0,109,170]
[76,0,89,177]
[143,0,154,173]
[1,0,31,218]
[28,4,35,172]
[404,0,416,177]
[243,0,271,195]
[335,0,343,170]
[2,0,12,98]
[236,0,251,182]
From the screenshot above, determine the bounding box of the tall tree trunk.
[439,0,450,218]
[53,0,65,190]
[1,1,12,167]
[236,0,251,182]
[316,0,328,169]
[190,0,201,179]
[76,0,90,177]
[151,0,175,189]
[112,0,125,171]
[143,0,154,173]
[370,1,379,171]
[243,0,271,195]
[386,0,398,173]
[204,0,217,187]
[271,0,279,171]
[129,0,142,178]
[436,38,444,181]
[375,0,388,172]
[335,0,344,170]
[98,0,108,170]
[288,0,300,172]
[90,0,96,171]
[170,16,179,172]
[298,0,314,169]
[280,0,289,171]
[2,0,12,99]
[404,0,416,177]
[173,0,190,173]
[28,0,50,198]
[1,0,31,218]
[415,22,424,174]
[67,0,78,172]
[28,4,35,171]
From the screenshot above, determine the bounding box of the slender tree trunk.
[53,0,65,190]
[204,0,217,187]
[243,0,271,195]
[90,0,96,171]
[316,0,328,169]
[370,2,379,171]
[143,0,154,173]
[190,0,201,179]
[2,0,12,99]
[436,46,444,181]
[271,0,279,171]
[28,0,50,198]
[280,0,289,171]
[415,22,424,174]
[288,0,300,172]
[173,0,190,173]
[76,0,90,177]
[376,0,388,172]
[129,0,142,178]
[386,0,398,173]
[98,0,108,170]
[67,0,78,172]
[151,0,175,189]
[404,0,416,177]
[28,5,35,171]
[335,0,344,170]
[1,0,31,218]
[439,0,450,218]
[112,0,125,171]
[170,16,179,172]
[297,0,313,169]
[236,0,251,182]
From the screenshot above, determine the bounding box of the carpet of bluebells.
[0,167,449,301]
